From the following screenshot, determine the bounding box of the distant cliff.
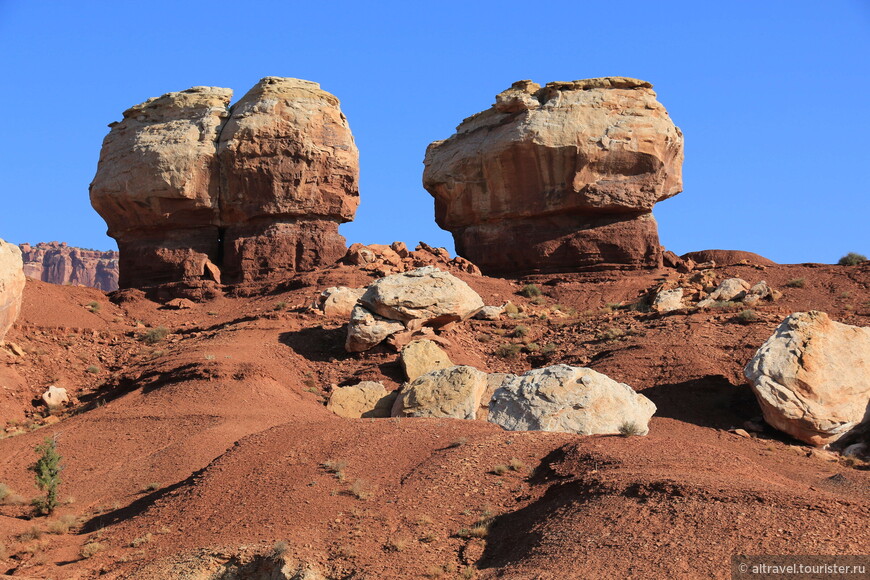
[19,242,119,292]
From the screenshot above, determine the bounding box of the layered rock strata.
[90,77,359,290]
[423,77,683,274]
[19,242,119,291]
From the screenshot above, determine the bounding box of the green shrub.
[86,301,100,313]
[512,325,530,338]
[785,278,806,288]
[85,365,99,374]
[838,252,867,266]
[519,284,542,298]
[31,437,62,515]
[737,309,758,323]
[142,326,168,345]
[495,343,523,358]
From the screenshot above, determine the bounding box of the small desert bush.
[86,301,100,313]
[491,464,509,476]
[512,324,530,338]
[86,365,99,374]
[785,278,806,288]
[274,301,287,311]
[348,478,374,500]
[141,326,168,345]
[540,343,557,356]
[130,533,153,548]
[18,525,43,541]
[508,458,526,472]
[322,459,348,481]
[530,295,547,305]
[80,541,105,559]
[503,302,519,315]
[495,343,523,358]
[519,284,542,298]
[619,421,645,437]
[597,327,624,341]
[32,436,62,515]
[270,540,289,559]
[141,482,160,493]
[460,567,476,579]
[838,252,867,266]
[384,536,409,552]
[47,514,78,534]
[737,309,758,323]
[523,342,540,353]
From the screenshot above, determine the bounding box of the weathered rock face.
[19,242,119,291]
[744,311,870,446]
[394,365,488,420]
[488,364,657,435]
[400,339,453,382]
[423,77,683,275]
[90,77,359,290]
[0,239,26,342]
[327,381,396,419]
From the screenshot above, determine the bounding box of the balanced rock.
[423,77,683,275]
[90,77,359,290]
[744,311,870,446]
[0,239,25,342]
[393,365,488,420]
[488,364,656,435]
[400,339,453,381]
[345,305,405,352]
[327,381,396,418]
[360,266,483,326]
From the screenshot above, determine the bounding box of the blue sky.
[1,1,867,264]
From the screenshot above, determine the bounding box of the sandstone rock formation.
[393,365,488,420]
[345,305,405,352]
[488,364,657,435]
[400,339,453,382]
[315,286,365,318]
[652,288,683,313]
[326,381,396,418]
[0,239,25,342]
[41,385,70,410]
[90,77,359,290]
[423,77,683,275]
[19,242,119,291]
[344,241,481,277]
[744,311,870,446]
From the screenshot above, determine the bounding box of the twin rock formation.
[90,77,358,290]
[91,76,682,288]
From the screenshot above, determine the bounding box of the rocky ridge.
[19,242,119,291]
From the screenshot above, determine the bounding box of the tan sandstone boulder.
[0,239,25,342]
[423,77,683,275]
[394,365,488,420]
[400,339,453,381]
[744,311,870,446]
[488,364,656,435]
[317,287,365,317]
[652,288,684,313]
[41,385,70,410]
[327,381,396,418]
[360,266,483,326]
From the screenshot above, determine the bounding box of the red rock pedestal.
[423,77,683,275]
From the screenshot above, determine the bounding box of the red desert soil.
[0,260,868,579]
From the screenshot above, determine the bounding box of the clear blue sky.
[1,1,867,264]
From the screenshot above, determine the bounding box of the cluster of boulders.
[423,77,684,275]
[342,267,484,352]
[329,337,658,436]
[651,276,782,313]
[0,238,25,343]
[344,241,480,276]
[90,77,359,290]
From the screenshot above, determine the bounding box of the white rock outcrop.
[400,340,453,382]
[393,365,488,420]
[0,239,26,342]
[744,311,870,446]
[488,364,656,435]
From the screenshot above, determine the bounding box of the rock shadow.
[79,474,194,534]
[278,326,353,363]
[641,375,761,430]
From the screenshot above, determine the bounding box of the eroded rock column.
[423,77,684,275]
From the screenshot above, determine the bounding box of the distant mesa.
[90,77,359,292]
[423,77,684,275]
[19,242,119,292]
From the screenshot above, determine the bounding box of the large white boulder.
[744,311,870,446]
[488,364,656,435]
[327,381,396,418]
